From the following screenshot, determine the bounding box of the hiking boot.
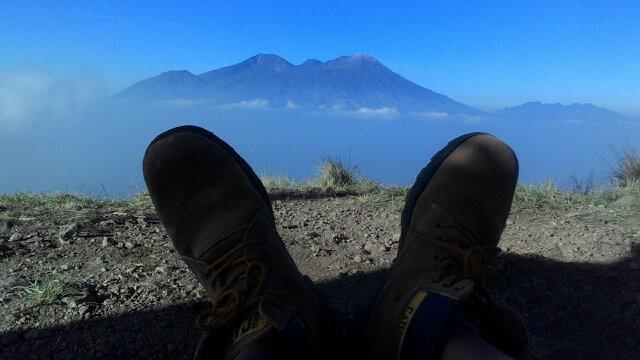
[362,133,528,359]
[143,125,338,359]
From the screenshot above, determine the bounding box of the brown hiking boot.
[362,133,528,359]
[143,125,338,359]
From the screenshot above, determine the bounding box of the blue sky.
[2,0,640,115]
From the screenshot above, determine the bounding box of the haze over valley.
[1,54,638,197]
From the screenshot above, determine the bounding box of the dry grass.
[314,156,359,189]
[611,147,640,187]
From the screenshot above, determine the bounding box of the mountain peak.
[245,53,293,69]
[335,54,378,63]
[300,58,322,67]
[157,70,196,77]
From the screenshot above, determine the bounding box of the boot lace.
[412,221,502,304]
[196,237,268,333]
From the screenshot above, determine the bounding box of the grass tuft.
[16,279,66,308]
[611,147,640,187]
[314,156,359,189]
[261,176,300,191]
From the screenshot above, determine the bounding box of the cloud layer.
[0,68,107,131]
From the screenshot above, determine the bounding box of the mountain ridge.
[114,54,480,115]
[496,101,627,121]
[115,54,630,121]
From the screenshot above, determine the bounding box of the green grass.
[261,176,301,191]
[313,156,359,189]
[2,183,637,213]
[15,279,66,308]
[3,145,640,212]
[0,191,153,218]
[261,157,381,195]
[513,182,640,211]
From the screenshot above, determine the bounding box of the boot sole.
[399,132,489,249]
[148,125,274,221]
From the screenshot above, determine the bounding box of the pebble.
[364,241,388,254]
[58,223,78,240]
[9,233,22,242]
[101,237,115,247]
[125,242,135,249]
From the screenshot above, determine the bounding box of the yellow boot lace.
[196,239,268,333]
[413,221,502,304]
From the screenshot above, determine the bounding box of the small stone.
[9,233,22,242]
[307,231,321,239]
[332,233,349,243]
[58,223,77,240]
[391,233,401,243]
[78,304,90,317]
[63,297,78,309]
[364,241,387,254]
[6,275,29,288]
[353,255,363,262]
[124,242,134,249]
[99,220,115,227]
[60,264,70,271]
[101,237,115,247]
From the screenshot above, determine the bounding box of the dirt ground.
[1,191,639,359]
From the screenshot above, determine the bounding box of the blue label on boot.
[398,290,460,360]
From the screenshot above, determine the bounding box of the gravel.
[0,194,638,359]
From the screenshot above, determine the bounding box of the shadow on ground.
[1,245,638,360]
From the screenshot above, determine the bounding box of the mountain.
[115,70,205,100]
[114,54,480,115]
[495,101,627,122]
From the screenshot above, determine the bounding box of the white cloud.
[415,111,450,119]
[0,67,107,130]
[286,100,299,109]
[221,98,270,109]
[156,98,199,107]
[354,107,399,118]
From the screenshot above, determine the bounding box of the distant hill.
[114,53,480,115]
[494,101,627,122]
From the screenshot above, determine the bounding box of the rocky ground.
[0,188,639,359]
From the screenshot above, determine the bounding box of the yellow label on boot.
[395,290,428,358]
[233,311,268,344]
